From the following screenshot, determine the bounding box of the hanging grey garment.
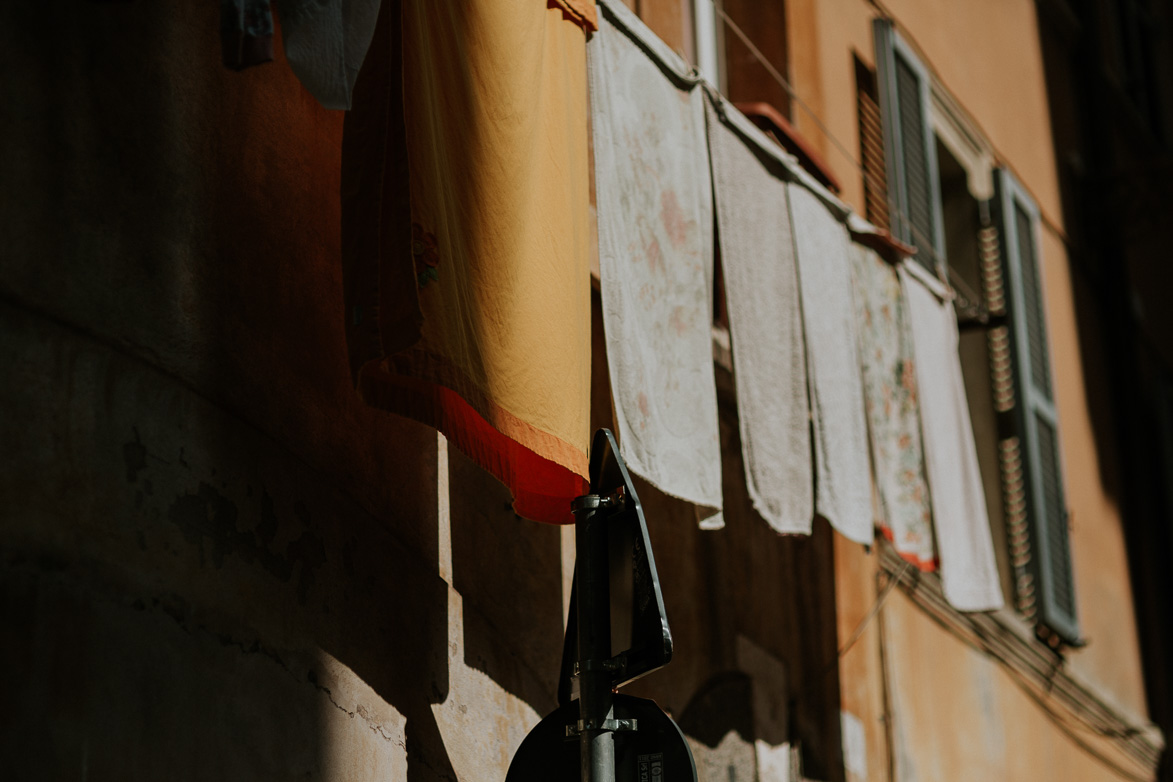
[221,0,275,71]
[900,263,1004,611]
[276,0,381,110]
[589,2,724,527]
[706,98,813,535]
[789,183,873,545]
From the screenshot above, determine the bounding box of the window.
[718,0,789,118]
[868,20,1080,644]
[995,169,1080,644]
[873,20,946,275]
[936,141,1018,605]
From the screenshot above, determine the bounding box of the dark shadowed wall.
[0,2,843,780]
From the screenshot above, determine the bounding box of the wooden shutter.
[855,56,889,230]
[873,20,946,274]
[995,168,1080,643]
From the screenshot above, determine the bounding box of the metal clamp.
[573,653,627,675]
[570,486,627,515]
[564,718,638,738]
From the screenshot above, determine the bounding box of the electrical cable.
[838,559,912,660]
[710,0,1003,313]
[792,558,913,708]
[879,549,1160,779]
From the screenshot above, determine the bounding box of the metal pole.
[574,498,616,782]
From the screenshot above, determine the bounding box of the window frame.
[870,16,1083,645]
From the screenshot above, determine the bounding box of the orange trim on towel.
[878,525,939,572]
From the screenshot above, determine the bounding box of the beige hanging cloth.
[789,184,873,544]
[706,99,813,535]
[589,1,724,526]
[901,263,1004,611]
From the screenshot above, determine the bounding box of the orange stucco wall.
[879,588,1151,781]
[777,0,1152,778]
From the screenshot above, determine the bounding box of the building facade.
[1,0,1169,781]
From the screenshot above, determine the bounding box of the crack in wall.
[0,293,427,568]
[0,553,405,748]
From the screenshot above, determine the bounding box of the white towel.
[278,0,381,110]
[706,101,814,534]
[851,246,935,567]
[589,6,723,524]
[900,264,1004,611]
[788,184,873,544]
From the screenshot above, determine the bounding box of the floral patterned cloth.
[851,246,937,569]
[589,3,723,526]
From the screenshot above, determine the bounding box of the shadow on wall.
[0,328,572,782]
[0,297,456,780]
[0,2,846,781]
[0,0,562,780]
[596,355,846,782]
[449,446,566,719]
[1032,1,1122,508]
[613,470,844,782]
[680,672,760,780]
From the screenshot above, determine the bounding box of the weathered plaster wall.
[3,0,1150,780]
[879,588,1154,782]
[0,3,848,781]
[777,0,1154,778]
[0,1,550,779]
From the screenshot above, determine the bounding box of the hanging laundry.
[589,2,723,527]
[549,0,597,28]
[341,0,419,365]
[221,0,275,71]
[341,0,595,524]
[706,98,813,535]
[901,263,1004,611]
[275,0,381,109]
[789,184,873,544]
[851,245,935,567]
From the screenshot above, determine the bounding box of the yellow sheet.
[344,0,594,523]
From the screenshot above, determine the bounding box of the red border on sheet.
[358,361,589,525]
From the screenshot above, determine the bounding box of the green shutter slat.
[874,20,944,272]
[1015,203,1053,400]
[895,54,934,270]
[1035,414,1076,620]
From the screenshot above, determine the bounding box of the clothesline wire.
[796,558,912,704]
[838,558,912,659]
[712,4,861,210]
[881,554,1155,782]
[710,1,989,314]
